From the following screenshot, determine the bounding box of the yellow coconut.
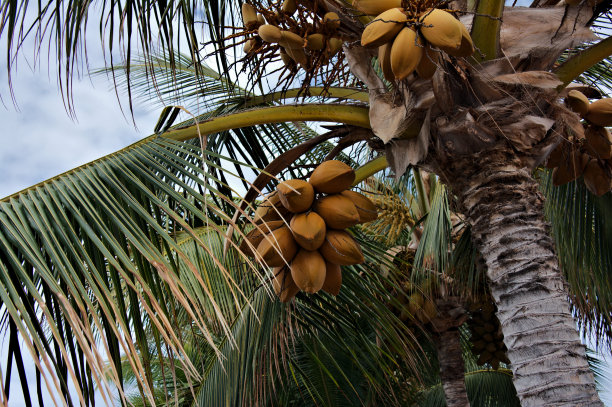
[352,0,401,16]
[323,12,341,30]
[340,190,378,223]
[566,90,590,117]
[254,191,287,223]
[285,46,308,66]
[584,125,612,160]
[258,24,282,43]
[552,151,589,186]
[290,249,327,294]
[256,226,298,267]
[585,98,612,127]
[416,44,438,79]
[306,33,326,51]
[242,4,259,29]
[419,9,462,51]
[281,0,297,15]
[279,30,304,49]
[309,160,355,193]
[277,179,315,213]
[390,27,423,80]
[326,38,344,58]
[378,42,394,82]
[441,21,474,57]
[319,230,364,265]
[290,212,327,251]
[361,8,408,48]
[314,194,361,229]
[273,267,301,302]
[321,262,342,296]
[239,220,285,257]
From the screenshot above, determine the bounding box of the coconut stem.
[352,156,389,185]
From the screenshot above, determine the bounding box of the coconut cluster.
[355,0,474,81]
[545,90,612,196]
[241,2,344,72]
[383,248,441,326]
[240,160,378,302]
[467,299,510,370]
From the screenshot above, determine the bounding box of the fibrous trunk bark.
[436,329,470,407]
[455,152,602,406]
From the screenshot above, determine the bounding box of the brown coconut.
[239,220,285,257]
[314,194,361,229]
[340,190,378,223]
[309,160,355,194]
[566,90,590,117]
[290,212,326,250]
[583,159,612,196]
[273,267,300,302]
[319,230,364,265]
[585,98,612,127]
[256,226,298,267]
[277,179,315,213]
[416,45,439,79]
[254,191,291,223]
[584,125,612,160]
[290,250,327,294]
[321,262,342,296]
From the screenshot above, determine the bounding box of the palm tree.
[0,0,611,405]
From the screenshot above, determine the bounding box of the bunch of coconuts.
[241,1,344,71]
[357,1,474,81]
[467,299,510,370]
[240,160,378,302]
[547,90,612,196]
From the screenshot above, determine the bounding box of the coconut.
[290,212,326,250]
[256,226,298,267]
[361,8,408,48]
[239,220,285,257]
[290,250,327,294]
[340,190,378,223]
[419,9,462,51]
[585,98,612,127]
[390,27,423,80]
[319,230,364,265]
[277,179,315,213]
[309,160,355,193]
[314,194,361,229]
[321,262,342,295]
[273,267,300,302]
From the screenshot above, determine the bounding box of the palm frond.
[0,135,270,404]
[540,170,612,349]
[0,0,243,111]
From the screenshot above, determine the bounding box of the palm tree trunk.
[453,152,602,406]
[436,329,470,407]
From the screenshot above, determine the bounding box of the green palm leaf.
[541,170,612,348]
